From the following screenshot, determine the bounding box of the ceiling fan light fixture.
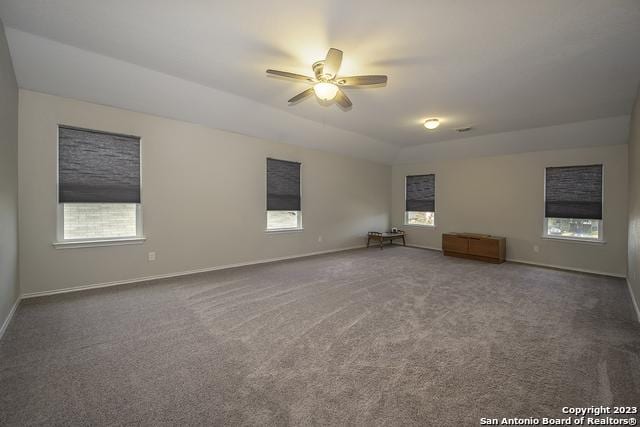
[424,119,440,130]
[266,48,387,109]
[313,82,339,101]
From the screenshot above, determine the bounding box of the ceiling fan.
[266,48,387,108]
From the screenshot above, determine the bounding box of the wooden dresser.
[442,233,506,263]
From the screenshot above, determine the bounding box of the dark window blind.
[267,158,301,211]
[406,174,435,212]
[58,126,141,203]
[545,164,602,219]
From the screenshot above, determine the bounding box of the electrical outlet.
[148,251,156,261]
[318,235,323,243]
[533,245,540,253]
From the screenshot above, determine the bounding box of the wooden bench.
[367,231,406,249]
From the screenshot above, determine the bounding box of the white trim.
[53,237,146,249]
[406,244,442,252]
[403,245,624,278]
[540,234,606,245]
[508,257,625,278]
[21,245,366,299]
[264,227,304,233]
[626,279,640,323]
[0,298,20,341]
[403,224,437,229]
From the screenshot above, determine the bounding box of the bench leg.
[379,238,384,250]
[402,235,406,246]
[366,236,370,248]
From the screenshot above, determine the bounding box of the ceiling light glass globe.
[424,119,440,130]
[314,82,339,101]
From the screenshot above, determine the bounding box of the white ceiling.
[1,0,639,160]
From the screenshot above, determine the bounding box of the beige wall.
[627,85,640,315]
[18,90,391,294]
[15,89,633,295]
[0,20,19,331]
[392,145,628,276]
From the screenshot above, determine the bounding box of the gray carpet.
[1,247,639,426]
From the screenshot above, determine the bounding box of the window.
[405,174,435,226]
[267,210,301,230]
[544,164,603,241]
[63,203,138,240]
[266,158,302,231]
[405,211,435,226]
[58,126,142,242]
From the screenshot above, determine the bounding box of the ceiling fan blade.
[266,69,315,82]
[337,75,388,86]
[288,87,315,103]
[323,48,343,78]
[335,88,352,108]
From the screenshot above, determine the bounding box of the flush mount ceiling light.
[266,48,387,109]
[424,118,440,130]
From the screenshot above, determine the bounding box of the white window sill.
[265,227,304,234]
[53,237,146,249]
[541,235,606,245]
[403,223,436,228]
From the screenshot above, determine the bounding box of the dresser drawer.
[442,235,469,254]
[468,237,499,258]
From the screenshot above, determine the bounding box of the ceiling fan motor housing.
[312,61,330,81]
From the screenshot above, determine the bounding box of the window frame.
[542,217,604,244]
[542,164,605,243]
[404,211,436,227]
[265,159,303,233]
[265,210,304,233]
[54,125,145,248]
[403,175,436,228]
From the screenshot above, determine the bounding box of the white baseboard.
[402,245,624,278]
[406,244,442,252]
[626,279,640,323]
[507,258,626,278]
[0,297,20,340]
[21,245,366,299]
[17,243,632,322]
